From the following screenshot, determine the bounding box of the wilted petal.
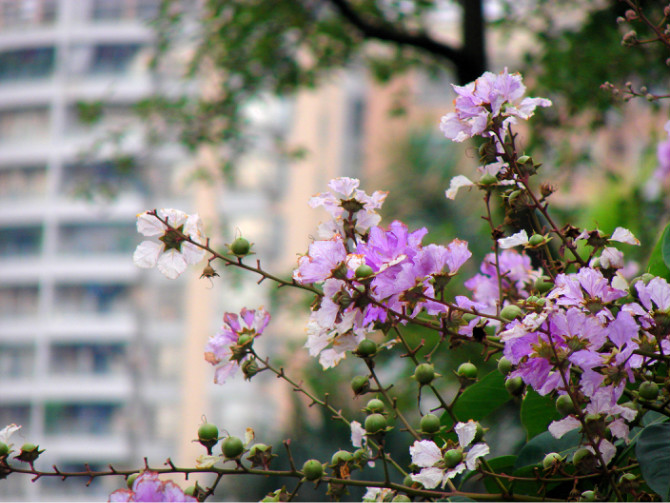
[445,175,474,200]
[108,489,134,502]
[610,227,640,245]
[0,424,21,444]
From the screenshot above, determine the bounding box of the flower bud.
[413,363,435,385]
[542,452,563,469]
[330,450,353,467]
[505,376,524,396]
[639,381,659,401]
[198,423,219,443]
[230,237,251,256]
[420,414,441,435]
[356,339,377,358]
[528,234,545,247]
[302,459,324,481]
[555,394,577,417]
[392,496,411,502]
[351,375,370,396]
[222,436,244,459]
[497,357,512,376]
[443,449,463,468]
[366,398,385,414]
[479,173,498,186]
[364,413,387,435]
[580,490,596,502]
[16,443,43,464]
[126,473,139,489]
[242,359,260,380]
[500,304,523,321]
[355,264,374,279]
[457,362,478,379]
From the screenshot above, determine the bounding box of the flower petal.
[445,175,474,200]
[610,227,640,245]
[133,241,163,268]
[157,249,188,279]
[498,229,529,249]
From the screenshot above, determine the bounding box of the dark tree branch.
[325,0,486,84]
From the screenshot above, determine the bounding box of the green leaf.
[646,222,670,281]
[520,390,562,440]
[481,455,516,494]
[514,430,580,470]
[452,371,511,422]
[636,422,670,499]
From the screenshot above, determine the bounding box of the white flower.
[498,229,529,249]
[133,209,206,279]
[408,421,489,489]
[610,227,640,246]
[0,423,21,447]
[445,175,474,200]
[362,487,393,502]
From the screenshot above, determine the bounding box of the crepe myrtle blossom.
[133,209,206,279]
[0,423,20,448]
[309,177,387,239]
[204,307,271,384]
[362,487,394,502]
[409,420,489,489]
[109,471,196,502]
[439,68,552,143]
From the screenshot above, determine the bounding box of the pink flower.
[108,471,196,502]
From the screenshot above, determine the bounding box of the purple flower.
[204,307,271,384]
[109,472,196,502]
[439,68,552,142]
[293,235,348,284]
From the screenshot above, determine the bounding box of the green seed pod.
[222,436,244,459]
[330,450,353,467]
[355,264,374,279]
[392,496,411,503]
[198,423,219,442]
[555,394,576,417]
[505,376,524,396]
[528,234,545,247]
[457,362,478,379]
[366,398,385,414]
[443,449,463,468]
[420,414,441,434]
[500,305,523,321]
[479,173,498,186]
[639,381,659,400]
[302,459,324,481]
[356,339,377,357]
[351,375,370,395]
[0,442,9,457]
[580,490,596,502]
[126,473,139,489]
[542,452,563,469]
[364,413,387,434]
[497,357,512,376]
[230,237,251,256]
[414,363,435,385]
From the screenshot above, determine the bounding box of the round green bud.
[392,495,412,502]
[618,472,638,490]
[536,298,547,307]
[351,375,370,395]
[535,277,553,293]
[473,422,485,443]
[0,442,9,457]
[580,490,596,502]
[457,362,478,379]
[222,435,244,458]
[402,475,414,487]
[126,473,139,489]
[528,234,544,247]
[420,414,441,434]
[497,357,512,376]
[500,305,523,321]
[443,449,463,468]
[230,237,251,256]
[20,443,36,452]
[356,339,377,357]
[364,413,387,434]
[505,376,524,396]
[480,173,498,186]
[302,459,324,481]
[331,450,353,466]
[639,381,659,401]
[353,448,369,464]
[526,295,539,303]
[184,486,197,496]
[237,334,253,346]
[517,155,531,164]
[355,264,374,279]
[249,443,269,456]
[542,452,562,469]
[555,394,576,417]
[197,423,219,442]
[572,448,597,473]
[619,473,636,483]
[366,398,385,414]
[414,363,435,385]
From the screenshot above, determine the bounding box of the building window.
[54,283,130,314]
[0,108,50,143]
[49,343,127,376]
[57,222,137,255]
[0,0,57,29]
[0,225,43,257]
[88,44,140,75]
[0,285,39,317]
[44,403,124,435]
[0,344,34,378]
[0,166,47,199]
[61,159,145,197]
[136,0,160,21]
[0,47,55,82]
[0,405,30,430]
[90,0,124,21]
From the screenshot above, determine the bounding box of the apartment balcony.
[0,375,133,401]
[41,434,131,461]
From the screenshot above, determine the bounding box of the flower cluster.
[204,307,271,384]
[439,68,552,143]
[409,420,489,489]
[109,471,196,502]
[133,209,206,279]
[294,178,472,368]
